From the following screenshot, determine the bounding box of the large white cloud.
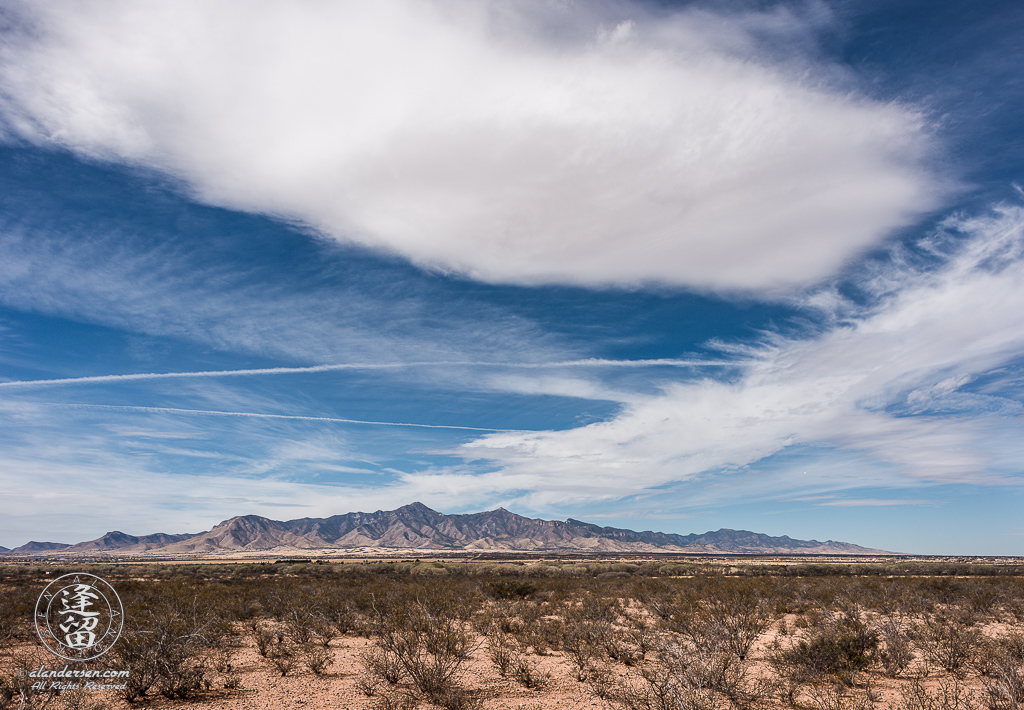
[0,0,942,291]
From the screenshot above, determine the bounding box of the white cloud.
[0,357,736,390]
[0,219,562,366]
[64,403,513,433]
[439,205,1024,504]
[817,499,938,507]
[0,0,943,292]
[0,397,455,544]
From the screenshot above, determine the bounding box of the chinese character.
[58,584,100,649]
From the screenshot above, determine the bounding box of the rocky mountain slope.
[2,502,890,556]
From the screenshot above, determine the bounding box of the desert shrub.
[559,597,616,680]
[357,672,383,698]
[619,581,770,706]
[632,579,677,622]
[512,658,546,689]
[474,599,525,636]
[112,630,160,702]
[669,638,760,705]
[877,616,916,678]
[0,607,19,650]
[603,627,645,667]
[310,614,338,647]
[483,599,558,656]
[0,585,38,645]
[369,590,477,709]
[152,629,213,696]
[322,596,358,636]
[0,652,62,710]
[702,583,774,660]
[113,597,223,701]
[615,661,719,710]
[284,607,316,644]
[302,643,334,676]
[981,661,1024,710]
[523,616,562,656]
[999,633,1024,663]
[967,581,1007,620]
[625,615,657,659]
[210,645,234,675]
[976,634,1024,710]
[894,677,979,710]
[804,682,873,710]
[249,622,276,657]
[267,642,298,677]
[615,625,766,709]
[360,647,404,685]
[770,609,879,686]
[661,578,774,663]
[487,580,537,600]
[917,611,983,677]
[486,631,520,677]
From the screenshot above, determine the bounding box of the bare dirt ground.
[5,613,1021,710]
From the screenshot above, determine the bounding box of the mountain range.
[2,502,890,556]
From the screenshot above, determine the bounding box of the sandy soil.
[7,613,1020,710]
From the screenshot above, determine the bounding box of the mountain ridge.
[2,503,892,556]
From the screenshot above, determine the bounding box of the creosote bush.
[3,558,1024,710]
[487,580,537,600]
[917,611,983,677]
[894,677,979,710]
[367,588,478,709]
[361,647,405,685]
[878,616,915,678]
[113,593,225,701]
[770,608,879,686]
[302,643,334,675]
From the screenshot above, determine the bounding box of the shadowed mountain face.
[7,541,71,554]
[67,531,194,552]
[2,503,890,555]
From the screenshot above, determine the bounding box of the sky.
[0,0,1022,555]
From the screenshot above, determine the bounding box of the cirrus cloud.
[447,205,1024,504]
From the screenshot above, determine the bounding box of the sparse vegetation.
[0,558,1021,709]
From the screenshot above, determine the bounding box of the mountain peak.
[2,504,893,556]
[398,501,433,512]
[217,514,274,527]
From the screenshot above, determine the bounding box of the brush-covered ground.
[2,559,1023,709]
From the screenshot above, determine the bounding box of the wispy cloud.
[3,201,1022,533]
[0,215,564,368]
[59,402,522,432]
[0,357,732,389]
[0,0,944,292]
[415,205,1024,506]
[817,499,939,507]
[0,396,470,544]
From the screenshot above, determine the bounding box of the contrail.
[61,403,528,432]
[0,358,732,389]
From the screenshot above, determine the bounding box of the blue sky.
[1,0,1022,554]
